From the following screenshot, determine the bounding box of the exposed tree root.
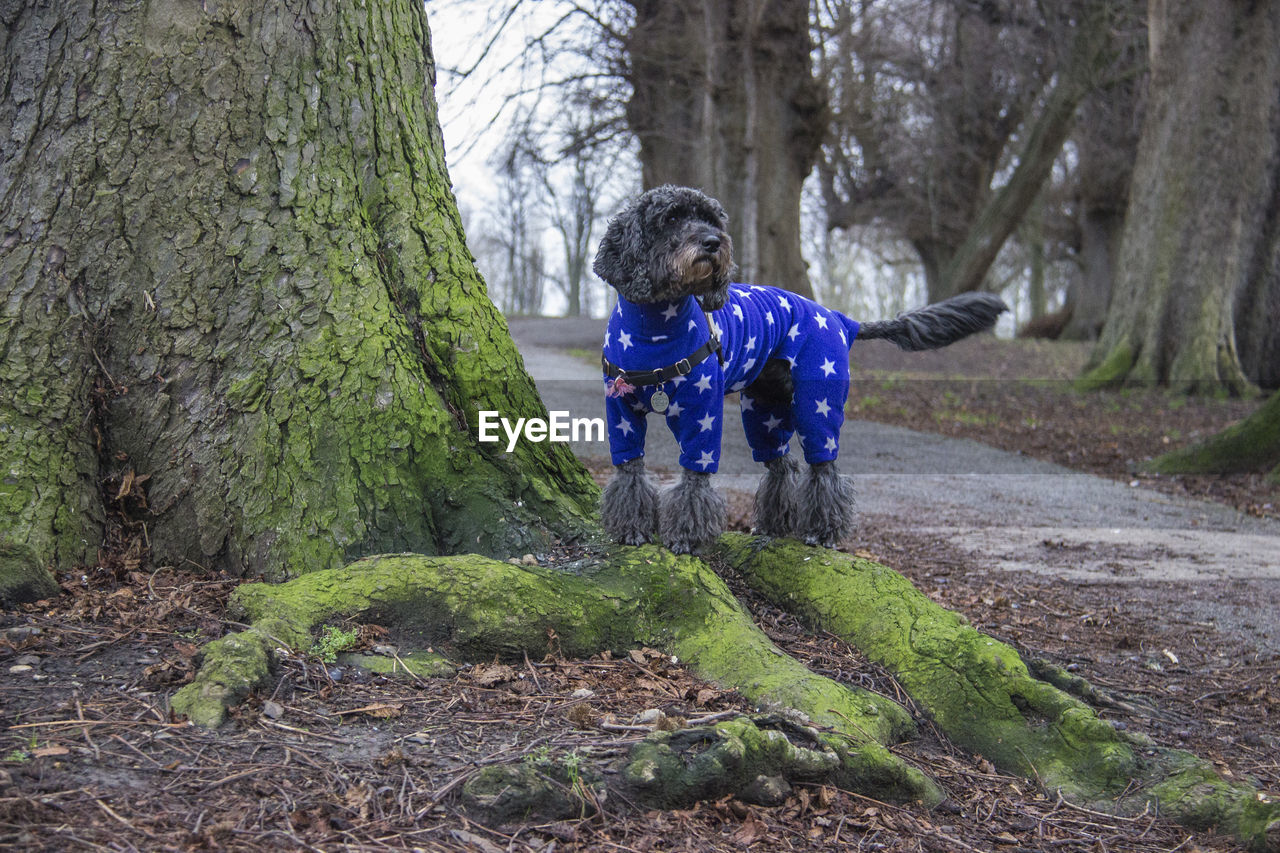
[1144,389,1280,479]
[172,546,938,806]
[171,540,1279,850]
[715,534,1280,852]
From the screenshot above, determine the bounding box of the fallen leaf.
[731,813,767,846]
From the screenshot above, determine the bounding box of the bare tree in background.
[436,0,824,298]
[490,129,548,316]
[818,0,1129,303]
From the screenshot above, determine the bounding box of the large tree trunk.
[0,0,595,598]
[1061,19,1145,342]
[624,0,823,296]
[1082,0,1280,393]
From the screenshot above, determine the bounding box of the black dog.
[595,186,1006,553]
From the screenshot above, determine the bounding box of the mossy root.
[715,534,1280,851]
[175,546,939,803]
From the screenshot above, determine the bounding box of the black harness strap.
[602,314,723,388]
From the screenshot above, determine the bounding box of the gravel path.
[507,316,1280,649]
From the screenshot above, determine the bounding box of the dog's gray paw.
[619,532,656,546]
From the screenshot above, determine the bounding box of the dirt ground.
[2,338,1277,852]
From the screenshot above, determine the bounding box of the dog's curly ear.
[593,207,654,302]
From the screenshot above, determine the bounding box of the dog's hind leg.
[660,469,727,554]
[601,457,659,545]
[754,455,802,538]
[802,461,856,548]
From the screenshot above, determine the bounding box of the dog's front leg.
[601,457,659,545]
[659,469,727,554]
[754,455,802,538]
[802,460,856,548]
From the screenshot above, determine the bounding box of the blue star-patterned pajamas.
[603,284,861,473]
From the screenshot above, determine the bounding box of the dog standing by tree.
[595,186,1007,553]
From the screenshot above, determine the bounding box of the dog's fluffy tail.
[858,292,1008,351]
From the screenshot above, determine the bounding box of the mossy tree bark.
[1082,0,1280,394]
[0,0,595,599]
[625,0,823,296]
[1146,389,1280,480]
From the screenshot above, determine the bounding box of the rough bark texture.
[0,0,596,598]
[1083,0,1280,393]
[1062,23,1145,342]
[624,0,823,295]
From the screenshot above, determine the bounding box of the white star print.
[819,358,836,377]
[669,375,687,387]
[742,357,756,373]
[688,319,698,332]
[696,451,716,469]
[653,335,668,342]
[814,313,829,330]
[730,381,746,392]
[604,330,611,347]
[824,437,838,452]
[764,414,782,431]
[765,311,774,326]
[777,442,789,454]
[662,302,679,321]
[839,329,847,344]
[740,396,755,411]
[619,330,633,350]
[778,297,790,310]
[695,374,713,393]
[666,401,683,418]
[616,420,634,436]
[732,303,744,320]
[787,324,800,341]
[698,413,716,432]
[746,335,757,350]
[815,398,832,417]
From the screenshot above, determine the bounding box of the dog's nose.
[701,235,721,254]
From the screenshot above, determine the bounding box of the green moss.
[170,628,275,728]
[715,535,1137,800]
[1146,389,1280,475]
[1138,750,1280,852]
[1076,343,1135,392]
[462,760,603,824]
[189,547,936,802]
[0,542,58,605]
[335,650,456,679]
[717,535,1280,849]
